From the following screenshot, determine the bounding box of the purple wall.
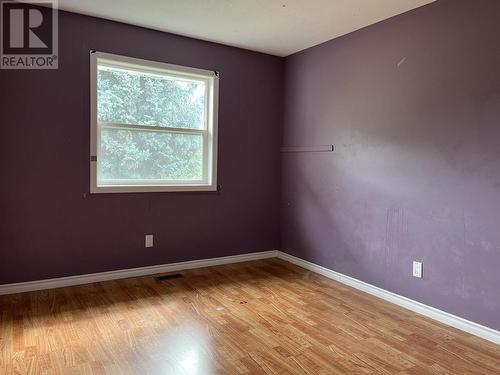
[281,0,500,330]
[0,10,283,283]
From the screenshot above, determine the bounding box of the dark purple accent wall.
[0,10,283,283]
[281,0,500,330]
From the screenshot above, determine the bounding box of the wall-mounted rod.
[280,145,334,153]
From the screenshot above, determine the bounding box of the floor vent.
[155,274,184,281]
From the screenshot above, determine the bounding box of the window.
[90,52,218,193]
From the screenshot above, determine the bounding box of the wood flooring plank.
[0,258,499,374]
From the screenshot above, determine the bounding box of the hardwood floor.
[1,259,499,374]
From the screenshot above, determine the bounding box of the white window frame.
[90,51,219,193]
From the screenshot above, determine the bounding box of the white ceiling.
[57,0,435,57]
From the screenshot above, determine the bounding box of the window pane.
[99,129,204,182]
[97,65,206,129]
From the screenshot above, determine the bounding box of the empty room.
[1,0,500,373]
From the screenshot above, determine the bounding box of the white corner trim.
[0,250,279,296]
[277,251,500,345]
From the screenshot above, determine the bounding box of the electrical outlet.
[413,261,423,278]
[145,234,154,248]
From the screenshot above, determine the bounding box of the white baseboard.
[0,250,278,295]
[277,251,500,345]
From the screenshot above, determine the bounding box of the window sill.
[90,184,218,194]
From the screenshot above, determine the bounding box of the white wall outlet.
[413,261,423,278]
[145,234,154,248]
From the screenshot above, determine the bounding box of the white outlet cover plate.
[145,234,154,248]
[413,261,423,278]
